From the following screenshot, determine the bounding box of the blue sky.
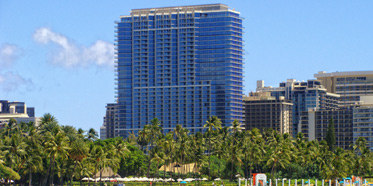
[1,0,372,133]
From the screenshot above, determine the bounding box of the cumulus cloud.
[33,27,114,69]
[0,72,34,92]
[0,43,22,67]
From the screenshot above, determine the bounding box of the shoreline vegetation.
[0,114,372,186]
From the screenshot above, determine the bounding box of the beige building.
[0,100,39,129]
[244,92,293,134]
[315,71,373,105]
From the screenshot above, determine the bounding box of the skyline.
[1,0,373,132]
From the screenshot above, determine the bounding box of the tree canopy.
[0,114,372,185]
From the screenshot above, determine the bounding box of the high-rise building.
[315,71,373,105]
[256,79,340,136]
[301,96,373,151]
[114,4,244,137]
[352,96,373,151]
[300,108,354,150]
[100,103,117,139]
[244,92,293,134]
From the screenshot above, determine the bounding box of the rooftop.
[122,4,235,16]
[314,71,373,78]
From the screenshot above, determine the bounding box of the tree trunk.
[99,166,103,185]
[231,138,235,182]
[245,153,248,179]
[43,158,51,186]
[170,150,173,186]
[29,167,32,186]
[80,172,83,186]
[49,157,56,186]
[147,144,151,177]
[93,165,97,186]
[71,162,78,186]
[208,135,211,181]
[271,161,277,180]
[249,164,252,180]
[231,154,234,181]
[181,153,184,179]
[163,164,166,186]
[60,176,64,186]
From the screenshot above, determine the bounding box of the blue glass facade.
[115,4,244,137]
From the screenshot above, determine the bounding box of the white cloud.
[0,72,34,92]
[33,27,114,69]
[0,43,22,67]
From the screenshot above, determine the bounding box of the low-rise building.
[0,100,39,129]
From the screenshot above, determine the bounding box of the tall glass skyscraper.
[114,4,243,137]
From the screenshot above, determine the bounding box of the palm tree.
[88,144,106,186]
[40,113,57,124]
[266,130,292,180]
[353,137,371,178]
[76,159,93,186]
[150,144,165,180]
[2,132,27,183]
[69,139,89,185]
[203,116,222,180]
[247,128,265,178]
[0,154,20,183]
[163,131,176,184]
[87,128,98,141]
[100,142,118,183]
[229,120,244,181]
[320,147,350,180]
[44,128,70,185]
[137,126,150,152]
[23,122,43,186]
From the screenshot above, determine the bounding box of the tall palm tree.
[353,137,371,178]
[247,128,265,177]
[163,131,175,184]
[266,130,292,180]
[203,116,222,180]
[69,139,89,185]
[40,113,57,124]
[229,120,243,181]
[23,122,43,186]
[192,132,204,181]
[150,144,165,180]
[44,128,70,185]
[137,126,150,152]
[320,147,350,180]
[87,128,98,141]
[0,154,20,182]
[147,118,162,176]
[88,144,107,186]
[2,132,27,183]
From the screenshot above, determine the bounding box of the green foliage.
[0,114,372,185]
[200,156,227,180]
[118,144,146,177]
[0,163,20,180]
[326,117,336,152]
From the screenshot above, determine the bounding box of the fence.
[4,179,370,186]
[238,178,370,186]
